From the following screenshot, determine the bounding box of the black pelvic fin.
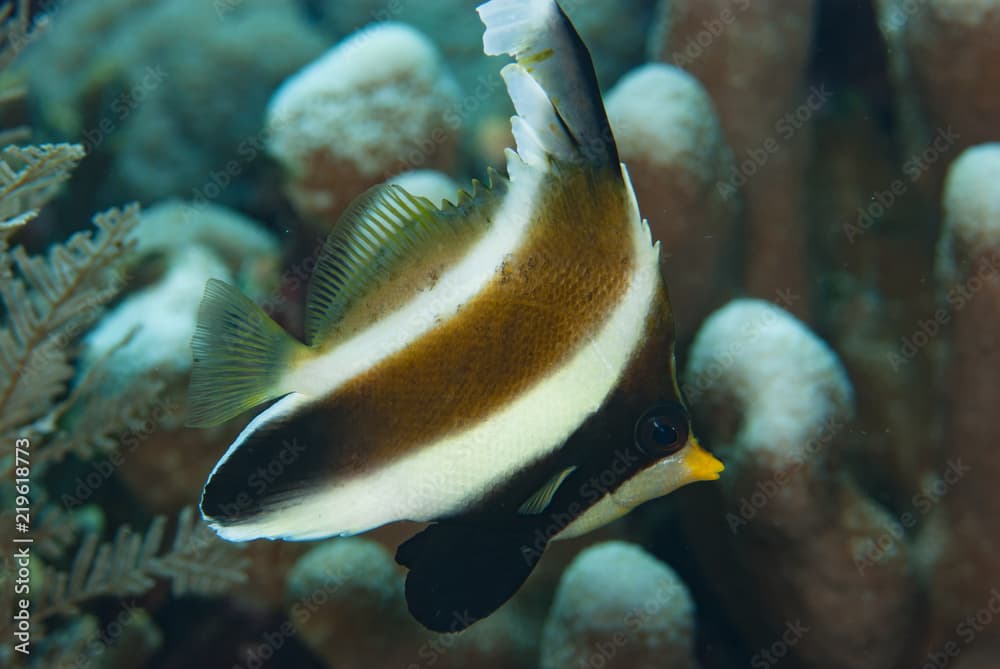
[395,522,546,633]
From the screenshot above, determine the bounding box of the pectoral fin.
[518,465,577,515]
[396,522,546,632]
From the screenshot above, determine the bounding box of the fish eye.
[635,403,689,456]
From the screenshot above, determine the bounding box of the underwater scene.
[1,0,999,667]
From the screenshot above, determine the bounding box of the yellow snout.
[680,436,725,482]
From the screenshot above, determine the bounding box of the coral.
[0,203,138,440]
[0,144,85,239]
[559,0,660,87]
[649,0,817,316]
[878,0,1000,191]
[7,0,1000,666]
[31,507,247,621]
[388,169,459,206]
[606,64,737,340]
[18,0,326,206]
[311,0,656,147]
[0,5,250,665]
[286,537,537,669]
[80,201,280,395]
[539,541,698,669]
[924,144,1000,644]
[72,201,281,513]
[682,299,917,669]
[266,22,461,226]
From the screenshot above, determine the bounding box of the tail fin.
[187,279,304,427]
[477,0,618,171]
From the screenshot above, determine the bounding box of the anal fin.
[396,522,546,632]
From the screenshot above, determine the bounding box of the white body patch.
[212,167,662,542]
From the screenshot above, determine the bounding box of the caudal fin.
[187,279,304,427]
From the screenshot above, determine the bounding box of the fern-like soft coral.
[0,0,32,72]
[0,144,86,242]
[0,507,248,648]
[0,203,139,439]
[32,507,249,622]
[0,2,251,667]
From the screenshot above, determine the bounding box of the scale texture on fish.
[188,0,725,633]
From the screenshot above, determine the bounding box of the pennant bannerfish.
[188,0,724,633]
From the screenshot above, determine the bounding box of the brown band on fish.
[315,169,636,465]
[201,168,642,522]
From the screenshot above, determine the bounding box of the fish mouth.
[681,436,725,482]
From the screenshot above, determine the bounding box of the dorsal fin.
[478,0,619,171]
[305,174,506,346]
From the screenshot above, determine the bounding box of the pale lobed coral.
[19,0,326,206]
[388,169,459,207]
[80,201,280,395]
[266,22,461,225]
[877,0,1000,193]
[606,63,737,339]
[539,541,698,669]
[312,0,656,134]
[649,0,818,317]
[924,143,1000,647]
[682,299,917,669]
[286,537,536,669]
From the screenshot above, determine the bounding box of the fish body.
[189,0,723,632]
